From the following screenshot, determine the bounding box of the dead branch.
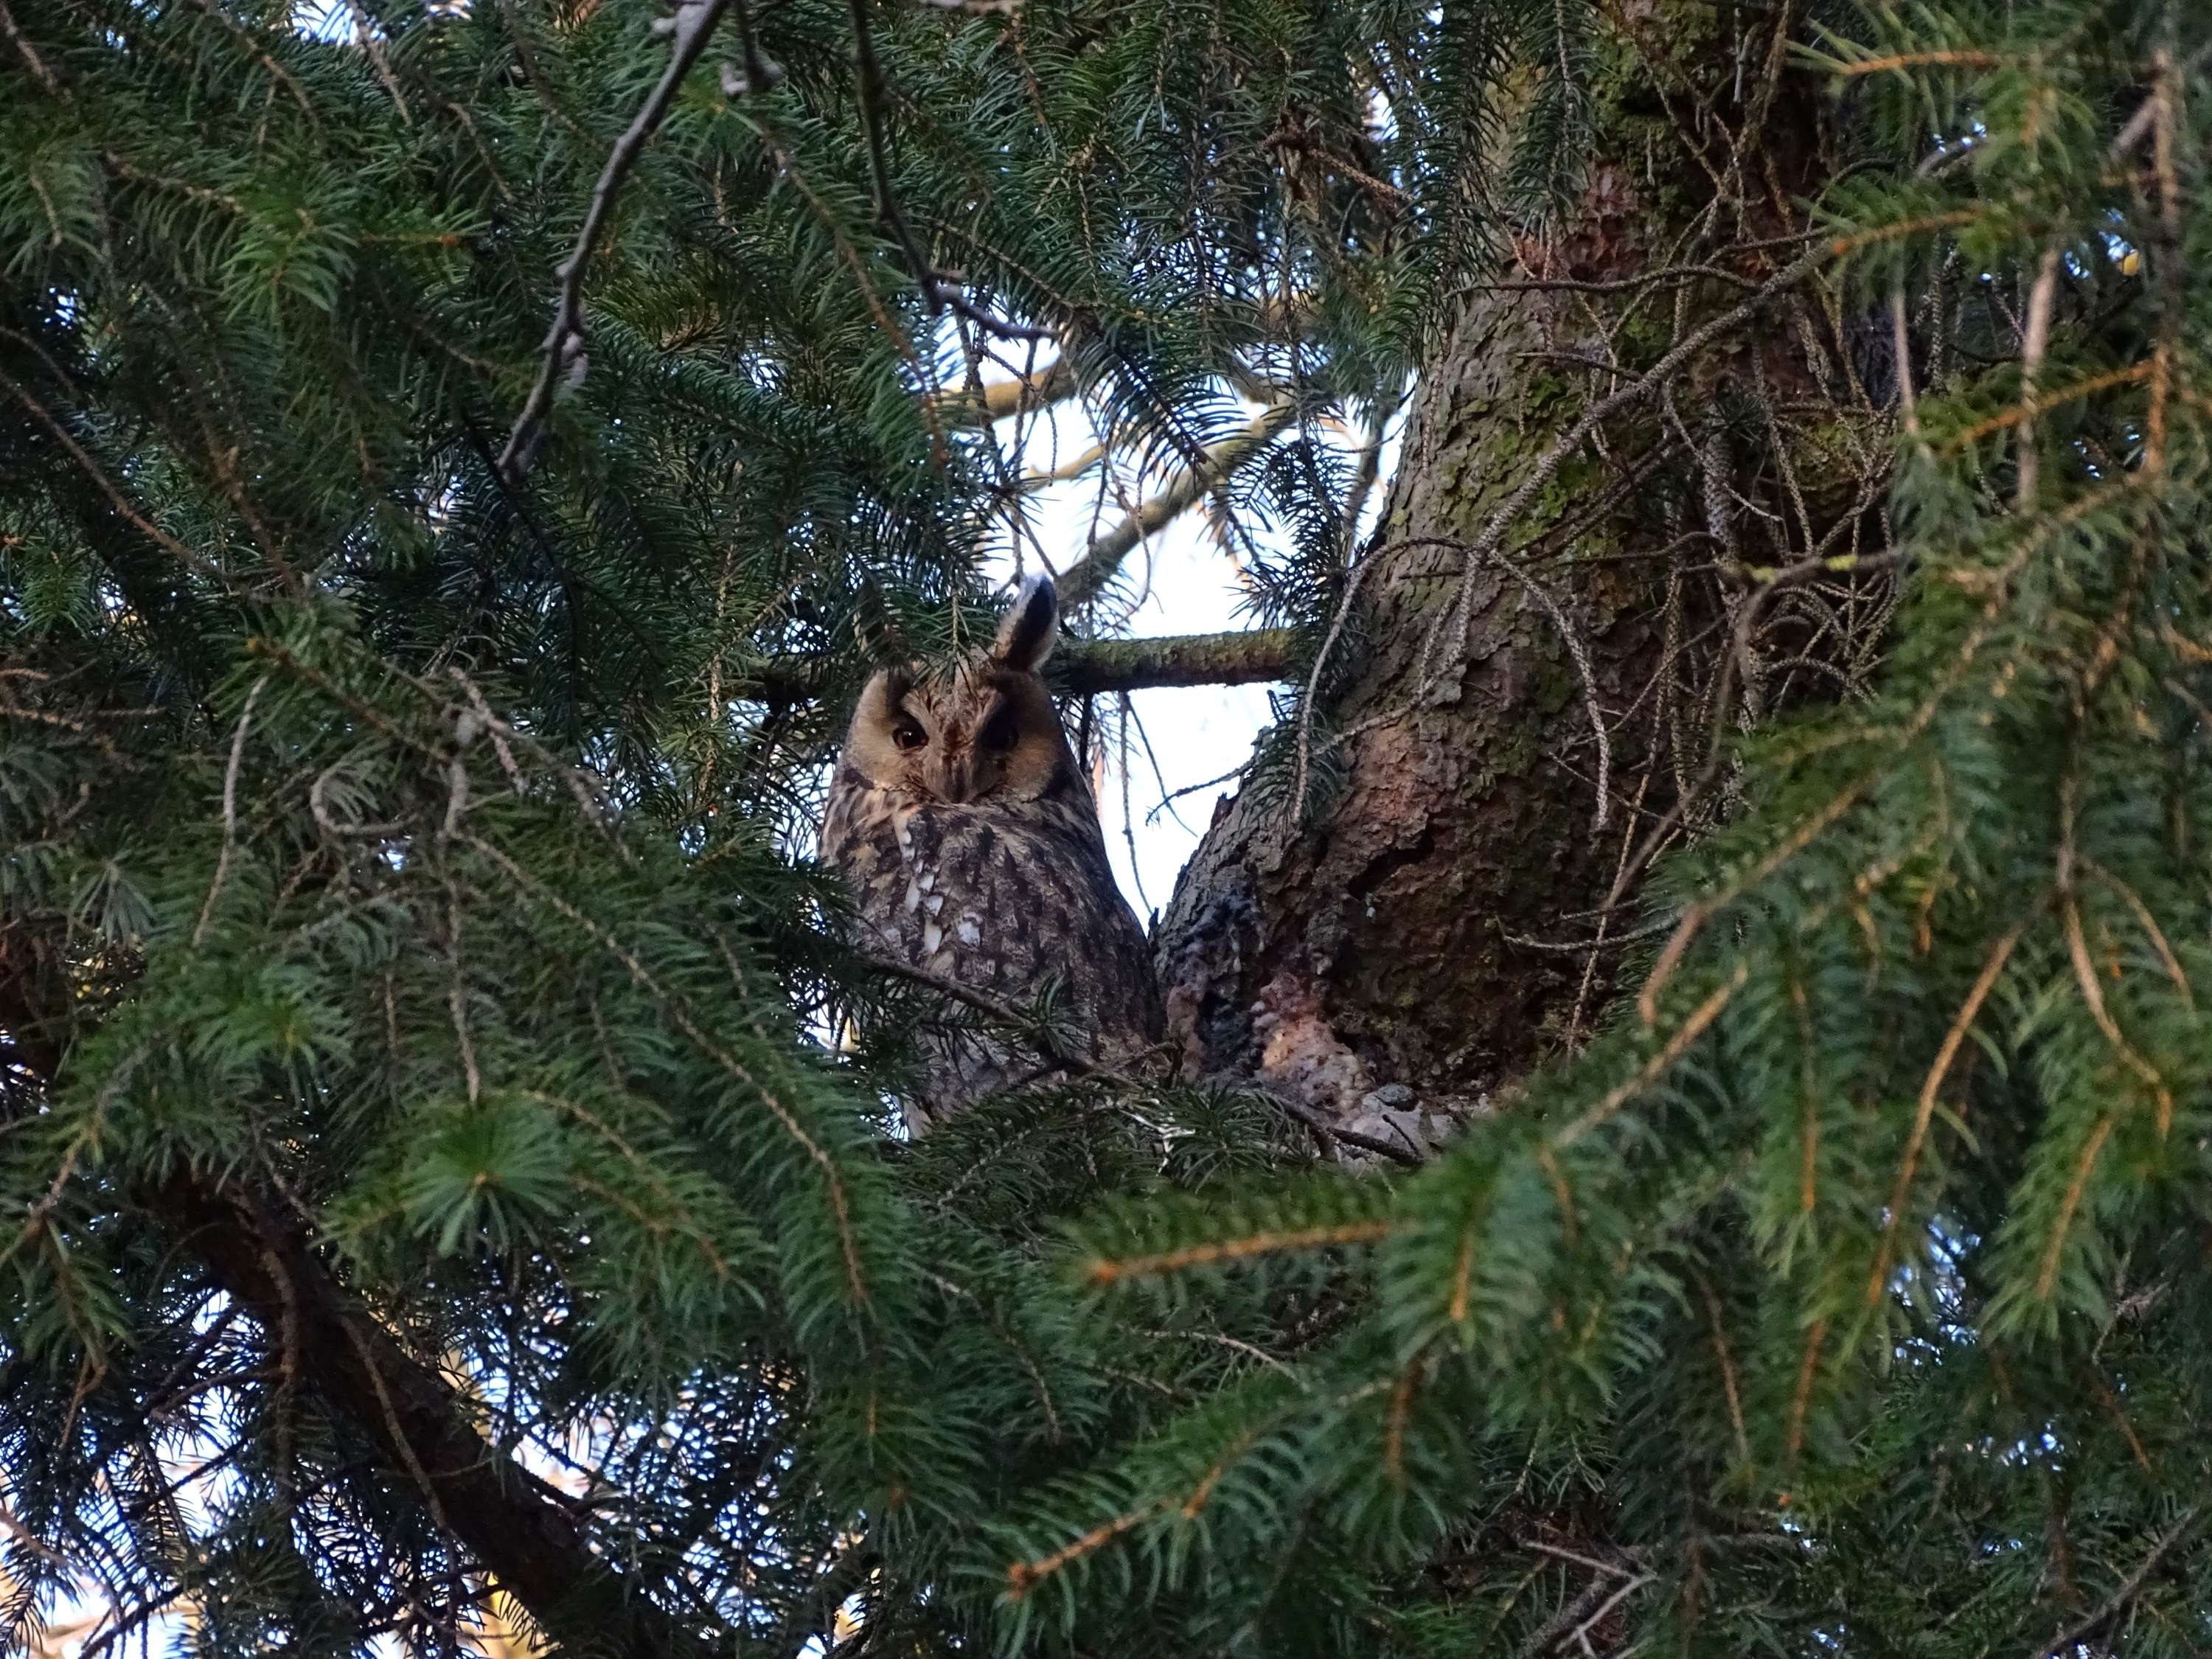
[1060,398,1296,607]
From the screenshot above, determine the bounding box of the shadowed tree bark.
[1159,4,1890,1129]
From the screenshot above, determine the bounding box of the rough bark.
[1159,5,1872,1123]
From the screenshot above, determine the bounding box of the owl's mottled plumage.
[821,575,1163,1132]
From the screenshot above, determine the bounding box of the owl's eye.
[980,706,1020,752]
[891,720,927,751]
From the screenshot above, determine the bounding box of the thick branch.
[726,627,1297,703]
[1050,628,1296,695]
[1060,398,1295,607]
[931,296,1316,427]
[150,1172,709,1659]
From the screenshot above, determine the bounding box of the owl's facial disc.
[841,660,1075,807]
[834,577,1079,807]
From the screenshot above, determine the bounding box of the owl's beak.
[930,751,979,804]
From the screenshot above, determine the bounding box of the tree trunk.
[1159,4,1879,1131]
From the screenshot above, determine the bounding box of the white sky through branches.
[981,372,1404,919]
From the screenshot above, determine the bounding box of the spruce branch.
[0,354,240,588]
[863,955,1421,1164]
[2024,1506,2203,1659]
[188,676,268,950]
[498,0,735,482]
[183,0,316,123]
[150,1170,712,1659]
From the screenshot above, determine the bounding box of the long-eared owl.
[821,574,1164,1132]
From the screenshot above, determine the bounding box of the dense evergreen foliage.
[4,0,2211,1654]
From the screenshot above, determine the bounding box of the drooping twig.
[1296,534,1614,835]
[1291,544,1385,817]
[497,0,735,481]
[847,0,1048,344]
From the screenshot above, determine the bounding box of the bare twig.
[1600,548,1901,917]
[1398,244,1828,712]
[1891,281,1921,442]
[1565,1572,1653,1652]
[1474,262,1759,296]
[1051,628,1298,694]
[1268,1090,1425,1169]
[1311,534,1616,834]
[1292,546,1385,816]
[1526,1540,1641,1580]
[2014,241,2063,510]
[498,0,734,481]
[723,0,782,95]
[191,677,270,949]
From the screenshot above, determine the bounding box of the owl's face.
[836,575,1078,807]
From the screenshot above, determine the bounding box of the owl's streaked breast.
[822,759,1164,1122]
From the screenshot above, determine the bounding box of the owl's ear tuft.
[992,574,1058,672]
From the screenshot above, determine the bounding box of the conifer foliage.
[4,0,2212,1654]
